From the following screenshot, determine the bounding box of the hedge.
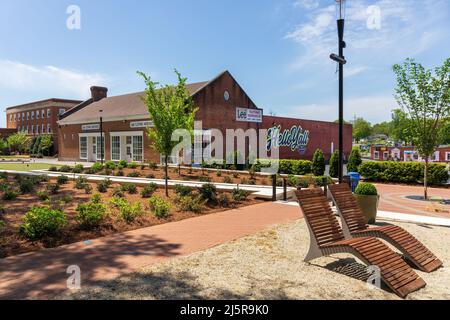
[359,161,449,185]
[253,159,313,175]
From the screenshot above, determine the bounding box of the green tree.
[347,147,362,173]
[393,58,450,199]
[372,121,392,136]
[352,117,372,142]
[311,148,325,176]
[439,118,450,144]
[40,135,53,156]
[390,109,413,144]
[0,139,7,154]
[138,69,198,197]
[329,150,340,178]
[7,132,30,154]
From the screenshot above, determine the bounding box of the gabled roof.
[59,80,210,125]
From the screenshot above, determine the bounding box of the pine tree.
[329,151,340,178]
[312,148,325,176]
[347,147,362,173]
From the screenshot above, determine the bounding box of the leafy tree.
[439,118,450,144]
[352,117,372,142]
[329,150,340,178]
[138,69,198,197]
[393,58,450,199]
[390,109,413,144]
[40,135,53,156]
[372,121,392,136]
[7,132,30,154]
[311,148,325,176]
[0,139,7,154]
[347,147,362,173]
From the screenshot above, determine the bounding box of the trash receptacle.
[348,172,360,193]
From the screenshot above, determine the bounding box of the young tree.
[347,147,362,173]
[352,117,372,142]
[329,150,340,178]
[311,148,325,176]
[393,58,450,199]
[40,135,53,156]
[138,69,198,197]
[0,139,7,154]
[7,132,30,154]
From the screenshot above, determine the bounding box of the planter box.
[354,194,380,224]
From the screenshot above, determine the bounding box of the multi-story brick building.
[57,70,353,163]
[5,98,82,153]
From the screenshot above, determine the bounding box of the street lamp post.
[99,109,104,165]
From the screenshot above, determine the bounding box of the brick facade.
[370,145,450,163]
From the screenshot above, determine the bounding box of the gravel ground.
[64,219,450,300]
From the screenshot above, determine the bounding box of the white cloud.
[344,65,368,78]
[294,0,320,10]
[282,94,398,123]
[0,59,106,99]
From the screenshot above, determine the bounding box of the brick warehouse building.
[5,98,82,153]
[57,70,352,163]
[370,145,450,163]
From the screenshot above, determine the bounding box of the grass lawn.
[0,163,60,171]
[0,155,30,159]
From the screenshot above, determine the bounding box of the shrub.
[278,160,312,175]
[428,164,449,185]
[148,162,158,170]
[72,164,84,173]
[111,186,125,198]
[48,166,58,172]
[146,173,155,179]
[37,190,49,201]
[216,170,222,177]
[91,193,102,204]
[176,195,206,213]
[75,176,88,189]
[121,183,137,194]
[58,165,72,173]
[19,206,66,240]
[223,176,233,184]
[3,189,19,200]
[329,151,339,178]
[198,183,217,203]
[148,196,171,218]
[0,220,5,232]
[199,175,211,182]
[232,172,240,179]
[84,184,93,194]
[61,194,73,204]
[118,160,128,167]
[46,183,59,194]
[347,147,362,173]
[105,161,117,170]
[97,179,111,193]
[92,162,104,172]
[174,184,193,197]
[0,172,7,180]
[119,202,144,223]
[141,183,158,198]
[36,175,50,183]
[218,193,231,207]
[232,188,249,202]
[115,170,125,177]
[56,175,69,185]
[312,149,325,176]
[127,171,141,178]
[355,182,378,196]
[75,202,107,229]
[84,168,96,174]
[127,162,138,169]
[19,178,35,193]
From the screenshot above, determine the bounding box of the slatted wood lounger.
[296,188,426,298]
[328,183,443,273]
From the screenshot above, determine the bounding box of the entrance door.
[126,136,133,162]
[90,137,97,162]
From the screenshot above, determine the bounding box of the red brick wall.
[262,116,353,161]
[371,145,450,162]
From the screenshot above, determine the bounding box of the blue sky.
[1,0,449,127]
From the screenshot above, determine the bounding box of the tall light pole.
[99,109,104,165]
[330,0,346,183]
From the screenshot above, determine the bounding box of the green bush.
[216,170,222,177]
[347,148,362,173]
[218,193,231,207]
[119,202,144,222]
[127,171,140,178]
[312,149,325,176]
[75,176,88,189]
[105,161,117,170]
[91,193,102,204]
[84,184,93,194]
[278,160,312,175]
[97,179,111,193]
[0,172,7,180]
[127,162,138,169]
[3,189,19,200]
[141,183,158,198]
[72,164,84,173]
[149,196,171,218]
[111,186,125,198]
[329,151,339,178]
[198,183,217,203]
[118,160,128,167]
[223,176,233,184]
[58,165,72,173]
[84,168,96,174]
[19,178,35,193]
[148,162,158,170]
[92,162,104,172]
[176,195,206,213]
[116,170,125,177]
[146,173,155,179]
[46,183,59,194]
[37,190,50,201]
[76,202,107,229]
[232,188,250,202]
[355,182,378,196]
[358,161,449,185]
[121,183,137,194]
[174,184,193,197]
[199,175,212,182]
[48,166,58,172]
[20,206,67,240]
[0,220,5,232]
[56,175,69,185]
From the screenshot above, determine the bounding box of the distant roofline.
[6,98,83,111]
[263,115,353,126]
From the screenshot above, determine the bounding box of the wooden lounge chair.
[328,183,443,273]
[296,188,426,298]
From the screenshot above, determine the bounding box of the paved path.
[0,202,300,300]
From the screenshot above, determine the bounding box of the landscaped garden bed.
[0,171,263,258]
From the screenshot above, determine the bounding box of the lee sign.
[236,107,263,123]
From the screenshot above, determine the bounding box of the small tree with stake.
[138,69,198,197]
[393,58,450,199]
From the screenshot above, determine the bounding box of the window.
[42,110,45,118]
[94,136,105,161]
[42,124,45,133]
[446,152,450,161]
[9,114,12,122]
[36,110,40,119]
[374,151,380,160]
[31,111,35,120]
[36,126,39,134]
[47,124,51,133]
[383,151,389,160]
[111,136,121,161]
[47,109,51,118]
[27,112,30,120]
[132,136,143,162]
[80,137,88,160]
[22,113,25,121]
[31,125,34,134]
[431,151,440,162]
[59,108,65,116]
[18,114,21,121]
[13,114,16,122]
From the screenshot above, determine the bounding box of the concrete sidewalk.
[0,202,300,300]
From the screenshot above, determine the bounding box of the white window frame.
[59,108,65,116]
[31,111,35,120]
[445,152,450,162]
[47,124,51,133]
[374,151,380,160]
[31,125,34,134]
[110,135,121,161]
[383,151,389,160]
[13,114,16,122]
[79,136,88,160]
[36,110,40,119]
[110,131,144,163]
[47,109,51,118]
[41,124,45,134]
[9,114,13,122]
[41,110,45,119]
[27,112,30,120]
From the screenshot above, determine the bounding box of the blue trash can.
[348,172,360,193]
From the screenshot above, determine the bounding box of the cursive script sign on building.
[266,124,310,155]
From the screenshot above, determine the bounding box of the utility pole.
[99,109,104,165]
